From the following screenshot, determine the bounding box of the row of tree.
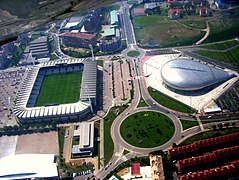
[0,123,57,134]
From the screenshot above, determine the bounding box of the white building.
[0,154,58,180]
[72,122,94,157]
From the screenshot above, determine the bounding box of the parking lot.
[0,69,25,126]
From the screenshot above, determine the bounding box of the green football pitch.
[35,71,82,106]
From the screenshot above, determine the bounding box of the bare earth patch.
[15,131,59,155]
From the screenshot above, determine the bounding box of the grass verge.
[104,105,128,165]
[148,86,195,113]
[180,127,239,146]
[180,119,199,130]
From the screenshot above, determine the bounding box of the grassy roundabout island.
[120,111,175,148]
[127,50,140,57]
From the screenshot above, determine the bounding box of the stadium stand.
[13,58,97,124]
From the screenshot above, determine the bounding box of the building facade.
[60,32,96,49]
[99,37,121,53]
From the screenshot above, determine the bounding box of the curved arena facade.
[13,58,97,124]
[161,58,234,91]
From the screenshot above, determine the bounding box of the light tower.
[29,50,35,66]
[89,44,95,61]
[84,85,94,113]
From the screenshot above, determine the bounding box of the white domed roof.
[161,59,233,91]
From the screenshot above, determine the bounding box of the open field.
[180,119,199,130]
[133,14,205,47]
[148,87,195,113]
[36,71,82,106]
[203,7,239,43]
[15,131,59,155]
[178,15,208,29]
[120,111,175,148]
[195,47,239,66]
[200,40,239,50]
[180,127,239,145]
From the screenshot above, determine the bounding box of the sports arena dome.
[161,58,234,91]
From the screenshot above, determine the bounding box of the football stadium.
[13,58,97,124]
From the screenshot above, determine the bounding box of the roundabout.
[112,108,183,154]
[127,50,140,57]
[120,111,175,148]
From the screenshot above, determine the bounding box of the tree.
[13,125,19,131]
[212,124,217,130]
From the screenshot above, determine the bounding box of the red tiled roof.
[131,162,140,175]
[177,145,239,171]
[168,132,239,158]
[168,0,180,2]
[60,32,96,40]
[168,8,182,14]
[134,8,145,14]
[179,160,239,180]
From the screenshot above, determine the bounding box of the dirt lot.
[15,131,59,155]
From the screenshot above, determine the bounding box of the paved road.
[95,3,239,179]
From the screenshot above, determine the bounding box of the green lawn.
[120,111,175,148]
[104,106,128,165]
[180,127,239,146]
[200,40,239,50]
[137,98,148,107]
[178,15,207,29]
[36,71,82,106]
[97,60,104,67]
[50,53,59,60]
[127,50,140,57]
[195,47,239,66]
[180,119,199,130]
[58,127,66,156]
[133,14,204,47]
[203,8,239,43]
[148,87,195,113]
[72,137,79,146]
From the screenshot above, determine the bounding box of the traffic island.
[120,111,175,148]
[127,50,140,57]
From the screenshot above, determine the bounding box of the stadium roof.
[110,10,118,25]
[161,58,234,91]
[64,22,79,28]
[0,154,58,180]
[60,32,96,40]
[80,61,97,100]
